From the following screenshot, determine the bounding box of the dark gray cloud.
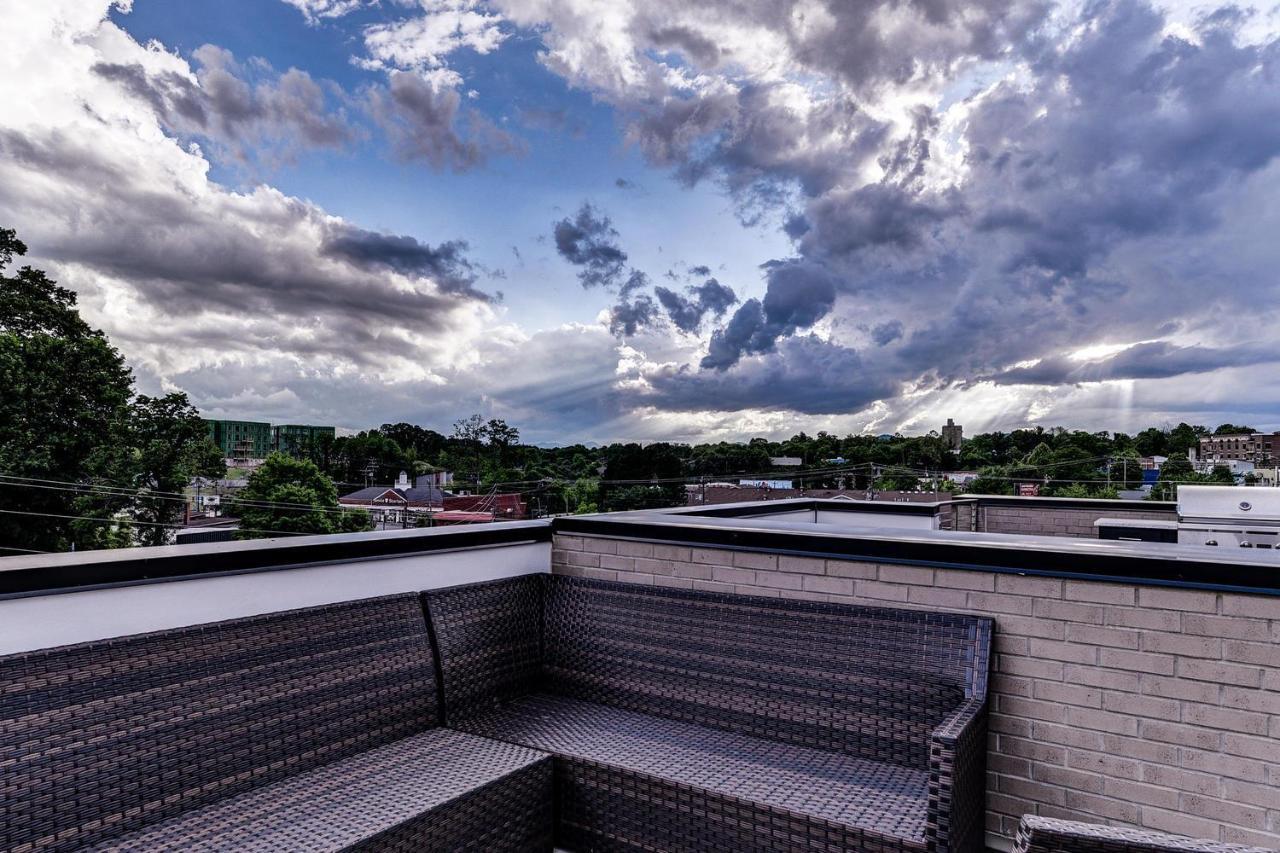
[644,335,897,415]
[92,46,356,162]
[648,25,723,66]
[609,294,658,336]
[368,71,523,171]
[702,259,836,368]
[783,0,1048,92]
[321,227,492,301]
[655,277,738,333]
[0,125,491,367]
[692,0,1280,397]
[870,320,903,346]
[984,341,1279,385]
[553,203,630,288]
[798,184,960,259]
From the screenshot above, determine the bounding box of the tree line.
[2,225,1267,552]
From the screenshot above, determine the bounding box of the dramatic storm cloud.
[553,203,630,289]
[0,0,1277,441]
[92,46,356,164]
[655,276,738,333]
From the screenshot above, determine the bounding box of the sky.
[1,0,1278,445]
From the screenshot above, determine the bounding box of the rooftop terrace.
[2,494,1278,851]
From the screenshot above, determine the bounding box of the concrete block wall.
[553,533,1280,850]
[956,503,1178,538]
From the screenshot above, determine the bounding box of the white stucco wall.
[0,541,548,654]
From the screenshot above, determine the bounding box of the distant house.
[338,471,451,526]
[769,457,803,467]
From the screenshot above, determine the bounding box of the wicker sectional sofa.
[0,575,992,852]
[427,575,994,853]
[0,594,553,852]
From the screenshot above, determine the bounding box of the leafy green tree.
[485,418,519,463]
[1214,424,1255,435]
[0,228,134,552]
[1167,423,1207,456]
[1108,451,1144,490]
[125,394,226,546]
[968,466,1016,496]
[874,469,923,491]
[1205,464,1235,484]
[448,414,487,487]
[1150,454,1195,501]
[232,453,371,539]
[1133,427,1169,458]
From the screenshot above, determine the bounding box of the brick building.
[1198,432,1279,464]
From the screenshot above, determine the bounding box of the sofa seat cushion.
[85,729,552,852]
[456,693,930,844]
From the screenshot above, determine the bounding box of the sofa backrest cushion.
[542,577,990,769]
[0,593,437,852]
[426,574,545,722]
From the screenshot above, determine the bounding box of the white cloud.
[280,0,365,25]
[357,0,508,81]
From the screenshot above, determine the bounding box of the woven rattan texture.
[542,576,986,770]
[0,594,438,851]
[84,729,553,852]
[429,575,992,853]
[426,574,545,721]
[459,693,930,842]
[1014,816,1278,853]
[555,757,926,853]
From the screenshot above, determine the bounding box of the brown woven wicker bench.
[0,594,553,852]
[1014,816,1277,853]
[426,574,993,853]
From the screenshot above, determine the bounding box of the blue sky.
[2,0,1278,443]
[110,0,791,331]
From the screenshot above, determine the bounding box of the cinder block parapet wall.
[552,533,1280,851]
[952,497,1179,539]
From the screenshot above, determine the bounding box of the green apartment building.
[205,420,273,459]
[273,424,337,457]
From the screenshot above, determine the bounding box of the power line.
[0,507,315,539]
[0,475,371,520]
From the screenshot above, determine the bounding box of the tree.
[450,414,487,487]
[485,418,519,468]
[0,228,133,552]
[1167,423,1207,456]
[968,466,1016,496]
[1108,451,1143,490]
[1133,427,1169,458]
[874,469,923,491]
[125,394,226,546]
[1150,454,1195,501]
[1214,423,1255,435]
[232,453,371,539]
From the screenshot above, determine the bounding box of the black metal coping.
[664,497,947,518]
[0,494,1266,598]
[957,494,1177,512]
[554,513,1280,597]
[0,520,551,598]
